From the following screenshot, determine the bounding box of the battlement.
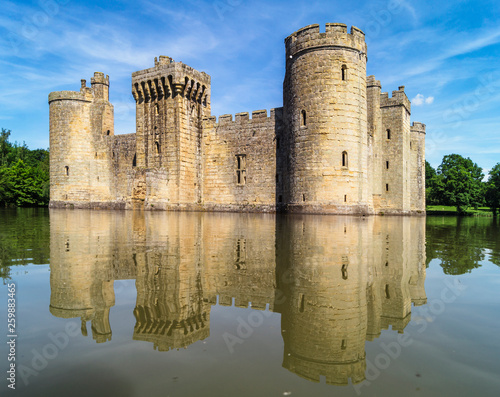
[367,75,382,89]
[285,23,366,58]
[49,72,113,103]
[91,72,109,86]
[204,108,283,127]
[48,90,93,104]
[411,122,426,134]
[380,86,411,114]
[155,55,174,66]
[132,57,210,105]
[283,352,366,385]
[212,294,275,311]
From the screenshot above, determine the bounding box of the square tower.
[132,56,211,206]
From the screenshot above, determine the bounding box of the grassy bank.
[426,205,493,216]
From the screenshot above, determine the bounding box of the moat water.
[1,209,499,396]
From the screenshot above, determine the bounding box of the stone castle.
[49,23,426,215]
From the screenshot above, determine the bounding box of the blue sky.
[1,0,499,173]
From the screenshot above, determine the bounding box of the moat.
[1,209,499,396]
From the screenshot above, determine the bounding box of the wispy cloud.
[412,94,434,106]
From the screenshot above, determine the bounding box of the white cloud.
[412,94,424,105]
[412,94,434,106]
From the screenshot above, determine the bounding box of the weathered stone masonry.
[49,23,426,215]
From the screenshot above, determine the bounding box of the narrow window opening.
[133,154,137,167]
[302,194,306,202]
[342,264,348,280]
[341,339,347,350]
[387,129,391,139]
[386,184,389,192]
[299,294,305,313]
[410,141,412,149]
[301,110,307,126]
[106,130,110,136]
[386,161,389,169]
[236,154,246,185]
[342,151,348,168]
[235,238,246,270]
[64,166,69,176]
[385,261,389,267]
[95,152,97,158]
[341,64,347,81]
[385,284,390,299]
[155,141,160,154]
[344,194,347,203]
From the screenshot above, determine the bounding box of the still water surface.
[1,209,499,396]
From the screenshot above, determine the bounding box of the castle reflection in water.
[49,211,426,386]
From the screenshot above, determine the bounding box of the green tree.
[425,161,444,205]
[437,154,484,214]
[0,128,13,166]
[0,129,50,207]
[485,163,500,216]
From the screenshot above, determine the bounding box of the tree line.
[0,128,50,207]
[426,154,500,215]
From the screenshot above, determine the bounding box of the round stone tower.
[49,73,114,207]
[283,23,370,214]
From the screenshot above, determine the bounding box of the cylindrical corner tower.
[49,89,95,206]
[283,23,371,214]
[49,73,115,208]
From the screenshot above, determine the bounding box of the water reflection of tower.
[276,216,370,385]
[49,210,116,343]
[366,217,427,340]
[133,213,211,351]
[276,216,427,385]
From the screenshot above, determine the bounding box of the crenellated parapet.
[285,23,366,60]
[203,107,283,128]
[381,86,411,114]
[366,75,382,89]
[48,90,93,104]
[132,56,210,107]
[411,122,426,134]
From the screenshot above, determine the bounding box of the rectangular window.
[236,154,246,185]
[386,161,389,169]
[386,184,389,192]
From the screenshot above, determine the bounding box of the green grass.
[426,205,493,216]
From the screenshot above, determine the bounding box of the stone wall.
[201,109,282,212]
[410,122,426,212]
[379,86,412,214]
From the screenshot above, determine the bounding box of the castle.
[49,23,426,215]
